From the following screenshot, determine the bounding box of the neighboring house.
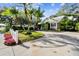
[0,23,6,32]
[50,16,64,30]
[43,15,77,30]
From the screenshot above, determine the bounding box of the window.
[51,23,56,26]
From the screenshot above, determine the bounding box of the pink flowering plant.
[4,33,16,46]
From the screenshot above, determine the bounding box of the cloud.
[32,3,44,9]
[36,3,44,6]
[60,3,65,6]
[51,3,55,7]
[42,8,59,20]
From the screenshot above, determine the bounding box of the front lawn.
[18,31,44,43]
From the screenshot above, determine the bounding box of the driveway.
[0,32,79,56]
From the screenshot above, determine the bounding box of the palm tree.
[2,7,19,30]
[18,4,44,31]
[10,7,19,25]
[22,3,34,33]
[33,7,44,30]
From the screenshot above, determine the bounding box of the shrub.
[27,30,32,35]
[18,33,29,42]
[42,22,50,31]
[5,23,11,32]
[29,26,34,31]
[4,33,16,46]
[75,22,79,31]
[12,26,34,31]
[56,28,61,32]
[59,17,74,31]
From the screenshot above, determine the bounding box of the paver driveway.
[0,31,79,56]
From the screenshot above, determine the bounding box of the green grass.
[31,32,44,39]
[19,31,44,43]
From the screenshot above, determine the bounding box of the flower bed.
[4,31,44,45]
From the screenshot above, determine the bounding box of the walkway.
[0,32,79,56]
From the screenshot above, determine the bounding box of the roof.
[53,16,65,23]
[43,15,75,24]
[0,24,6,26]
[43,16,64,23]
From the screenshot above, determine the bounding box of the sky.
[34,3,65,19]
[0,3,65,20]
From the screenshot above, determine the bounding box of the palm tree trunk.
[23,3,32,33]
[35,17,39,30]
[27,14,32,31]
[23,3,28,31]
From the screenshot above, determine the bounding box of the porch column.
[55,23,57,30]
[50,23,51,30]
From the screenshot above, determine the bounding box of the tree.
[22,3,35,34]
[10,7,19,25]
[59,16,74,31]
[1,7,12,16]
[33,7,44,30]
[1,6,20,31]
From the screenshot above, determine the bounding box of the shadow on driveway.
[52,34,79,46]
[32,33,79,49]
[20,44,30,49]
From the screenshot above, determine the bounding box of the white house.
[43,15,77,30]
[43,16,64,30]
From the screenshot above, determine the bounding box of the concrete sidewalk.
[0,41,31,56]
[0,33,31,56]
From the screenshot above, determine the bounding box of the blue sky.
[0,3,65,19]
[36,3,64,19]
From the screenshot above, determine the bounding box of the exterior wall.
[50,23,57,30]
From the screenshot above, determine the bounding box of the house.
[42,15,77,30]
[0,23,6,32]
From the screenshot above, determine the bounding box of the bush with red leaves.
[4,33,16,46]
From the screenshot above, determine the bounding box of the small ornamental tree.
[59,16,74,31]
[75,22,79,31]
